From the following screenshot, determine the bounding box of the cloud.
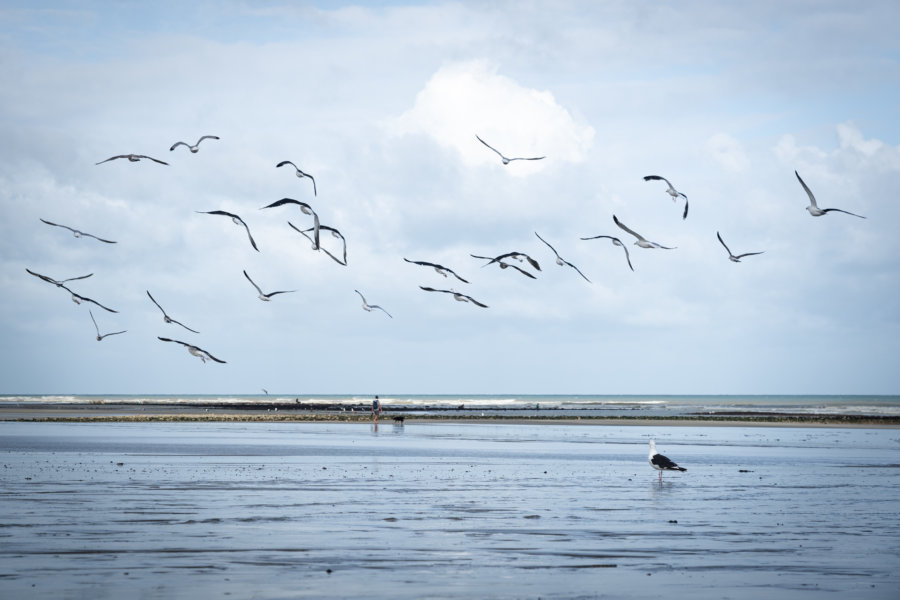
[706,133,750,172]
[388,60,594,175]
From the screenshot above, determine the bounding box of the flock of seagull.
[26,132,867,366]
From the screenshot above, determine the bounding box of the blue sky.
[1,1,899,395]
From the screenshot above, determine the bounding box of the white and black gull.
[170,135,220,153]
[243,270,295,302]
[261,198,320,250]
[470,254,537,279]
[289,222,346,265]
[26,268,93,287]
[579,234,634,271]
[613,215,676,250]
[795,170,866,219]
[276,160,317,196]
[419,286,488,308]
[475,134,545,165]
[534,232,591,282]
[95,154,168,165]
[649,440,687,482]
[40,219,116,244]
[89,309,126,341]
[404,258,469,283]
[147,290,199,333]
[644,175,689,219]
[717,232,764,263]
[196,210,259,252]
[354,290,393,318]
[158,337,226,364]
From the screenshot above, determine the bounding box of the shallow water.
[1,422,898,599]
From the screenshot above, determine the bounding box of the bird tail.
[676,467,687,472]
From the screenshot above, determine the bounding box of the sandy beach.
[1,419,898,599]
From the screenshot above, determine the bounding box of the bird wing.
[354,289,367,304]
[240,220,259,252]
[169,141,189,151]
[146,290,166,315]
[81,231,117,244]
[372,305,393,318]
[643,174,671,187]
[823,207,866,219]
[534,232,560,258]
[89,310,100,336]
[243,270,263,295]
[135,155,169,165]
[198,209,239,219]
[199,348,227,363]
[794,170,818,208]
[716,231,733,258]
[507,155,545,162]
[63,285,117,313]
[651,453,681,470]
[26,268,59,285]
[734,251,765,259]
[612,215,646,242]
[462,294,489,308]
[475,134,504,158]
[276,160,297,170]
[681,195,689,220]
[170,318,199,334]
[100,330,127,339]
[61,273,94,284]
[95,155,128,165]
[502,261,537,279]
[564,260,591,283]
[40,218,73,233]
[198,135,219,144]
[620,243,634,271]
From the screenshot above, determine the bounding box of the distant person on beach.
[371,395,382,423]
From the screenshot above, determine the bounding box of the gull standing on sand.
[170,135,219,153]
[795,170,866,219]
[716,232,764,263]
[534,232,591,282]
[579,235,634,272]
[243,270,295,302]
[403,258,469,283]
[613,215,676,250]
[158,337,226,364]
[95,154,168,165]
[355,290,393,318]
[146,291,199,333]
[89,310,126,341]
[40,219,116,244]
[196,210,259,252]
[419,286,488,308]
[649,440,687,482]
[276,160,317,196]
[261,198,320,250]
[475,135,545,165]
[644,175,689,219]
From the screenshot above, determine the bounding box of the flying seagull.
[475,134,545,165]
[26,268,93,287]
[649,440,687,482]
[89,309,126,341]
[795,170,866,219]
[644,175,689,219]
[716,232,764,263]
[243,270,295,301]
[534,232,591,283]
[613,215,676,249]
[289,222,347,265]
[146,290,199,333]
[579,234,634,272]
[474,251,542,273]
[40,280,117,313]
[196,210,259,252]
[158,337,226,364]
[419,286,488,308]
[276,160,317,196]
[261,198,320,250]
[470,254,536,279]
[95,154,168,166]
[170,135,219,153]
[40,219,117,244]
[355,289,393,318]
[403,258,469,283]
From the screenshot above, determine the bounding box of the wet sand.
[1,421,898,599]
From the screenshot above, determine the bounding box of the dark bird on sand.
[476,134,545,165]
[649,440,687,482]
[95,154,168,166]
[158,337,226,364]
[170,135,219,153]
[196,210,259,251]
[40,219,116,244]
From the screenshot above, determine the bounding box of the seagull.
[40,219,117,244]
[260,198,320,250]
[534,232,591,282]
[89,310,126,341]
[403,258,469,283]
[196,210,259,251]
[716,232,764,263]
[470,254,537,279]
[276,160,317,196]
[243,270,295,301]
[475,134,545,165]
[795,170,866,219]
[355,290,393,318]
[57,283,118,313]
[26,268,93,287]
[146,290,199,333]
[474,251,542,272]
[289,222,346,265]
[613,215,676,249]
[579,235,634,272]
[158,337,226,364]
[419,286,488,308]
[95,154,169,166]
[649,440,687,482]
[169,135,219,153]
[644,175,689,219]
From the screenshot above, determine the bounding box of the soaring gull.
[95,154,168,166]
[649,440,687,482]
[470,254,536,279]
[355,290,393,318]
[261,198,320,250]
[26,268,93,288]
[146,290,199,333]
[419,286,488,308]
[289,222,347,265]
[196,210,259,252]
[474,251,541,273]
[475,135,544,165]
[40,219,116,244]
[170,135,220,153]
[534,232,591,282]
[579,234,634,271]
[795,170,866,219]
[403,258,469,283]
[716,232,764,263]
[613,215,676,249]
[644,175,689,220]
[276,160,317,196]
[27,269,118,313]
[243,270,295,302]
[89,310,126,341]
[158,337,226,364]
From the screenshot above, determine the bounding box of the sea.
[2,394,899,418]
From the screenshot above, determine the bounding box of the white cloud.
[706,133,750,172]
[388,60,594,175]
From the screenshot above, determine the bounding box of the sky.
[1,1,899,396]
